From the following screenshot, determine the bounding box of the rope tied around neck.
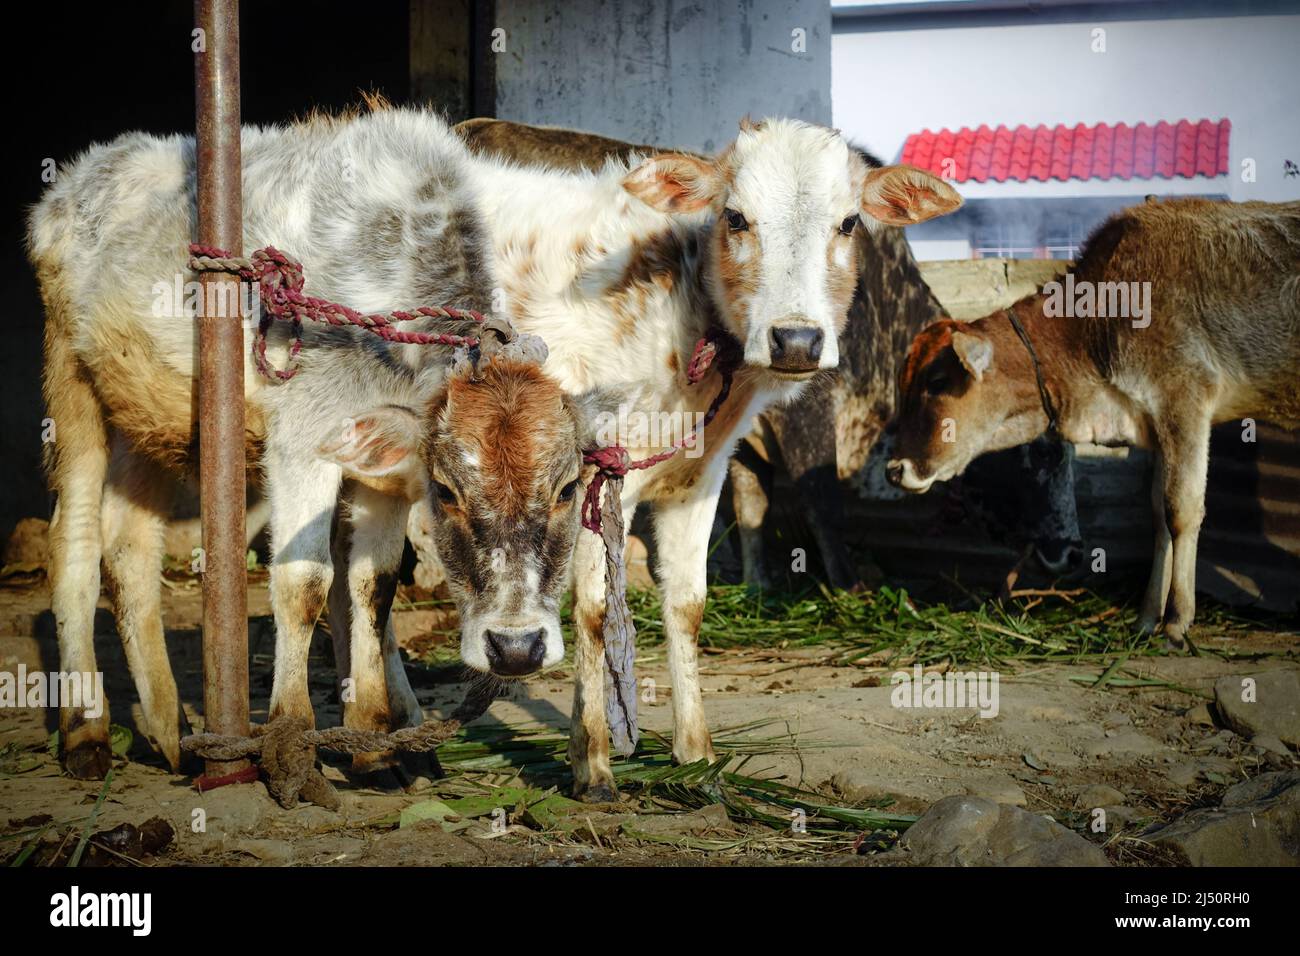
[188,244,514,381]
[1005,306,1060,437]
[578,325,743,756]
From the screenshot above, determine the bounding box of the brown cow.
[888,198,1300,644]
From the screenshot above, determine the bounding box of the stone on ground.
[898,795,1109,866]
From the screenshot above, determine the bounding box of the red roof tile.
[900,119,1230,183]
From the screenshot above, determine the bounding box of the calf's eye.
[724,208,748,232]
[925,372,950,395]
[433,481,457,505]
[839,214,860,236]
[557,479,579,504]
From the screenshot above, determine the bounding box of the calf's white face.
[623,119,963,378]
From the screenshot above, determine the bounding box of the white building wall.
[832,11,1300,202]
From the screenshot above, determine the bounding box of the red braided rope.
[188,244,491,381]
[581,326,742,534]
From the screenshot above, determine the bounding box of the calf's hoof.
[1163,619,1190,651]
[671,736,717,767]
[574,781,620,804]
[399,749,444,785]
[63,741,113,780]
[345,764,410,794]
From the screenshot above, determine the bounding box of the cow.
[28,112,594,779]
[452,110,962,799]
[456,119,1083,592]
[887,198,1300,645]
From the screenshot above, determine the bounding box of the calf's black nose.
[484,629,547,676]
[768,325,823,371]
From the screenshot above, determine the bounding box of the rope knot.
[250,246,305,296]
[686,325,741,384]
[580,445,630,534]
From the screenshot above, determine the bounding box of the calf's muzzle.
[768,323,823,373]
[484,627,548,676]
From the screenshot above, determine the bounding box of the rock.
[1214,672,1300,747]
[1249,734,1292,758]
[289,805,343,829]
[899,796,1109,867]
[196,783,277,835]
[1145,771,1300,866]
[1098,805,1151,829]
[236,838,295,865]
[1221,770,1300,807]
[1184,702,1216,728]
[2,517,48,568]
[1075,784,1125,809]
[1082,729,1168,759]
[964,776,1028,807]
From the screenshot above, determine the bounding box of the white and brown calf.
[887,198,1300,645]
[458,115,961,798]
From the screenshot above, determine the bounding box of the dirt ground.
[1,571,1296,867]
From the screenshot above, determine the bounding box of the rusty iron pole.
[194,0,250,783]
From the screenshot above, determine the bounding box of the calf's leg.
[568,522,617,801]
[1138,449,1173,633]
[651,476,727,766]
[1153,410,1212,647]
[101,437,184,770]
[266,458,342,725]
[44,332,112,778]
[729,450,772,588]
[768,408,860,591]
[327,485,417,773]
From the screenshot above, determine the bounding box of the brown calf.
[888,198,1300,644]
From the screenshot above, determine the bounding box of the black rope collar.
[1005,308,1060,436]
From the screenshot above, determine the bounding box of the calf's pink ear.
[318,405,424,499]
[623,154,724,213]
[861,165,963,226]
[951,332,994,381]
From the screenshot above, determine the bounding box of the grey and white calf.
[28,112,589,779]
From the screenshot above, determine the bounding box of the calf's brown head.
[321,350,593,678]
[887,316,1050,494]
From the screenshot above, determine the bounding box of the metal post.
[194,0,250,783]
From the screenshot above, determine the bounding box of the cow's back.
[28,107,493,469]
[1079,199,1300,426]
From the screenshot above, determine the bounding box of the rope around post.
[182,681,499,810]
[188,244,514,381]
